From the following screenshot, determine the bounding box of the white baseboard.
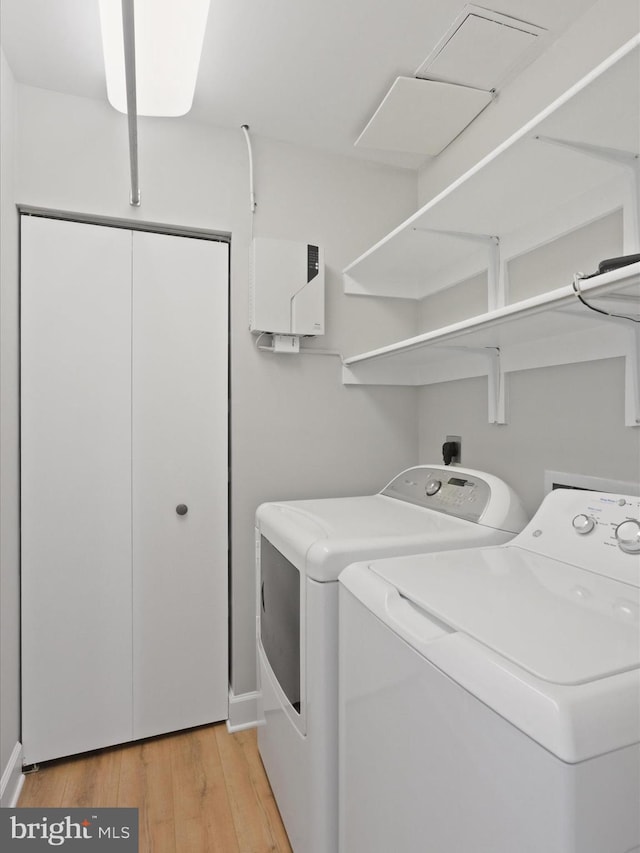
[226,688,259,733]
[1,742,24,808]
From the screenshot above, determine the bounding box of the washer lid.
[369,545,640,686]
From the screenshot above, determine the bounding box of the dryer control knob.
[572,514,596,535]
[615,519,640,553]
[425,478,442,497]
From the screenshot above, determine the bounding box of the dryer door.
[259,535,302,717]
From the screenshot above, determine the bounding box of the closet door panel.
[132,232,229,738]
[21,217,133,764]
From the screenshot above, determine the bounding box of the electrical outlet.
[445,435,462,465]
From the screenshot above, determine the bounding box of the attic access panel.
[416,5,546,91]
[354,77,492,155]
[355,5,545,157]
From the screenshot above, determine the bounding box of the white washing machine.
[255,465,528,853]
[339,488,640,853]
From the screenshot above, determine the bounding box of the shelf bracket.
[434,343,506,424]
[485,346,506,425]
[413,229,502,310]
[627,324,640,427]
[535,135,639,253]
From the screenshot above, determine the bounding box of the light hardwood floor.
[18,723,292,853]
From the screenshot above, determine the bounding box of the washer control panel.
[515,489,640,586]
[382,467,491,522]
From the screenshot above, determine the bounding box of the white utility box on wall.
[250,237,324,336]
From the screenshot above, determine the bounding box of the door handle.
[176,504,188,516]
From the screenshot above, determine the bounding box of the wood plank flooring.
[18,723,292,853]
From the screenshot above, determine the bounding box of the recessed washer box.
[545,470,640,495]
[250,237,324,336]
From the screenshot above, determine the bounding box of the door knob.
[176,504,188,516]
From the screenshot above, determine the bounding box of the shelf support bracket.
[435,343,506,424]
[413,229,502,309]
[485,346,506,425]
[625,324,640,427]
[535,135,639,253]
[122,0,141,207]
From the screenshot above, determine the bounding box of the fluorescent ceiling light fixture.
[99,0,211,117]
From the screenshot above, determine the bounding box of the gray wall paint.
[418,359,640,518]
[0,48,21,776]
[11,84,419,699]
[507,210,623,303]
[419,272,487,334]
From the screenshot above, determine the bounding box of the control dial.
[425,478,442,497]
[615,519,640,554]
[572,514,596,535]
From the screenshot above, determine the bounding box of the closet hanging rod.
[122,0,140,206]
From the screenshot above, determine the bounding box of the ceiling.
[1,0,598,169]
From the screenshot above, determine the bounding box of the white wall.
[13,84,419,699]
[416,0,640,516]
[0,47,21,793]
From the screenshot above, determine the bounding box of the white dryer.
[255,465,528,853]
[339,488,640,853]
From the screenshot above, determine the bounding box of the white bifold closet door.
[21,217,133,764]
[21,216,229,765]
[131,230,228,739]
